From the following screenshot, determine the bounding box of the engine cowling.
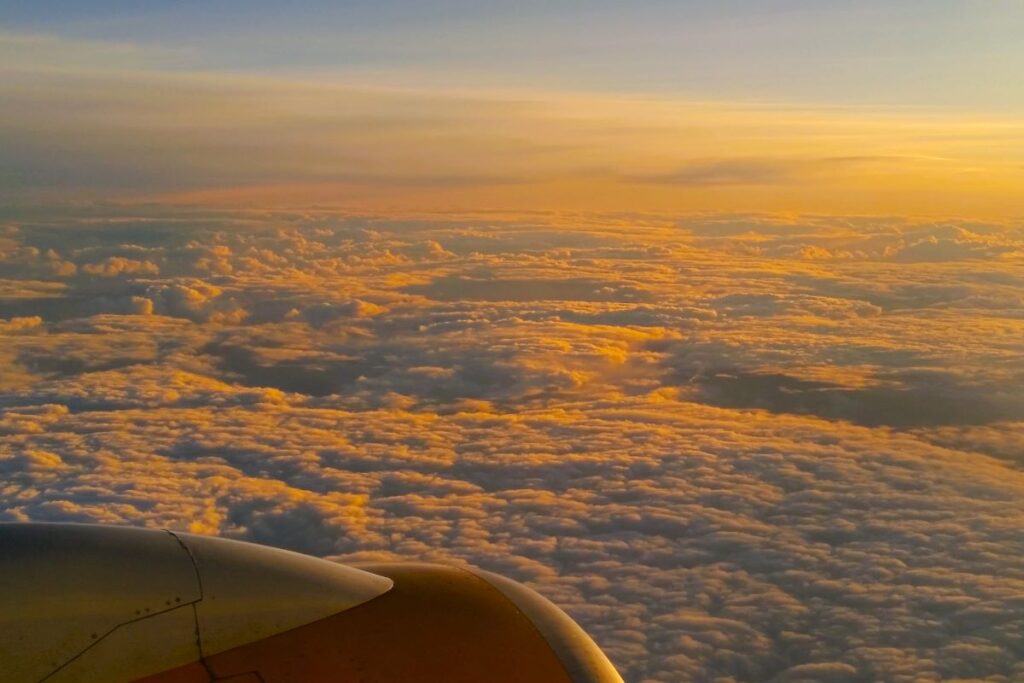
[0,523,623,683]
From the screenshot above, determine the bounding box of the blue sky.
[3,0,1022,108]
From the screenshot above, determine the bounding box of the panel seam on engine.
[164,529,218,681]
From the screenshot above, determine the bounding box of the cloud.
[634,159,800,186]
[82,257,160,278]
[0,316,43,333]
[629,156,911,188]
[406,274,656,303]
[1,206,1024,681]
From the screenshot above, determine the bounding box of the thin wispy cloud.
[1,28,1023,215]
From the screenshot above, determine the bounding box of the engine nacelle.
[0,523,622,683]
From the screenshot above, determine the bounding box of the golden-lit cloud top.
[2,207,1024,680]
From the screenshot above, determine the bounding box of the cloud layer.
[2,207,1024,681]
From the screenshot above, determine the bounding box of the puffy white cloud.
[1,207,1023,681]
[82,256,160,277]
[0,316,43,333]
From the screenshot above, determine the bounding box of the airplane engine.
[0,523,623,683]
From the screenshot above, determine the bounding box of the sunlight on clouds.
[1,207,1023,681]
[3,12,1024,681]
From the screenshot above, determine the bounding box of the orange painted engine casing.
[140,564,577,683]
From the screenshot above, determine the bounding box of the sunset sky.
[3,4,1024,682]
[3,1,1024,215]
